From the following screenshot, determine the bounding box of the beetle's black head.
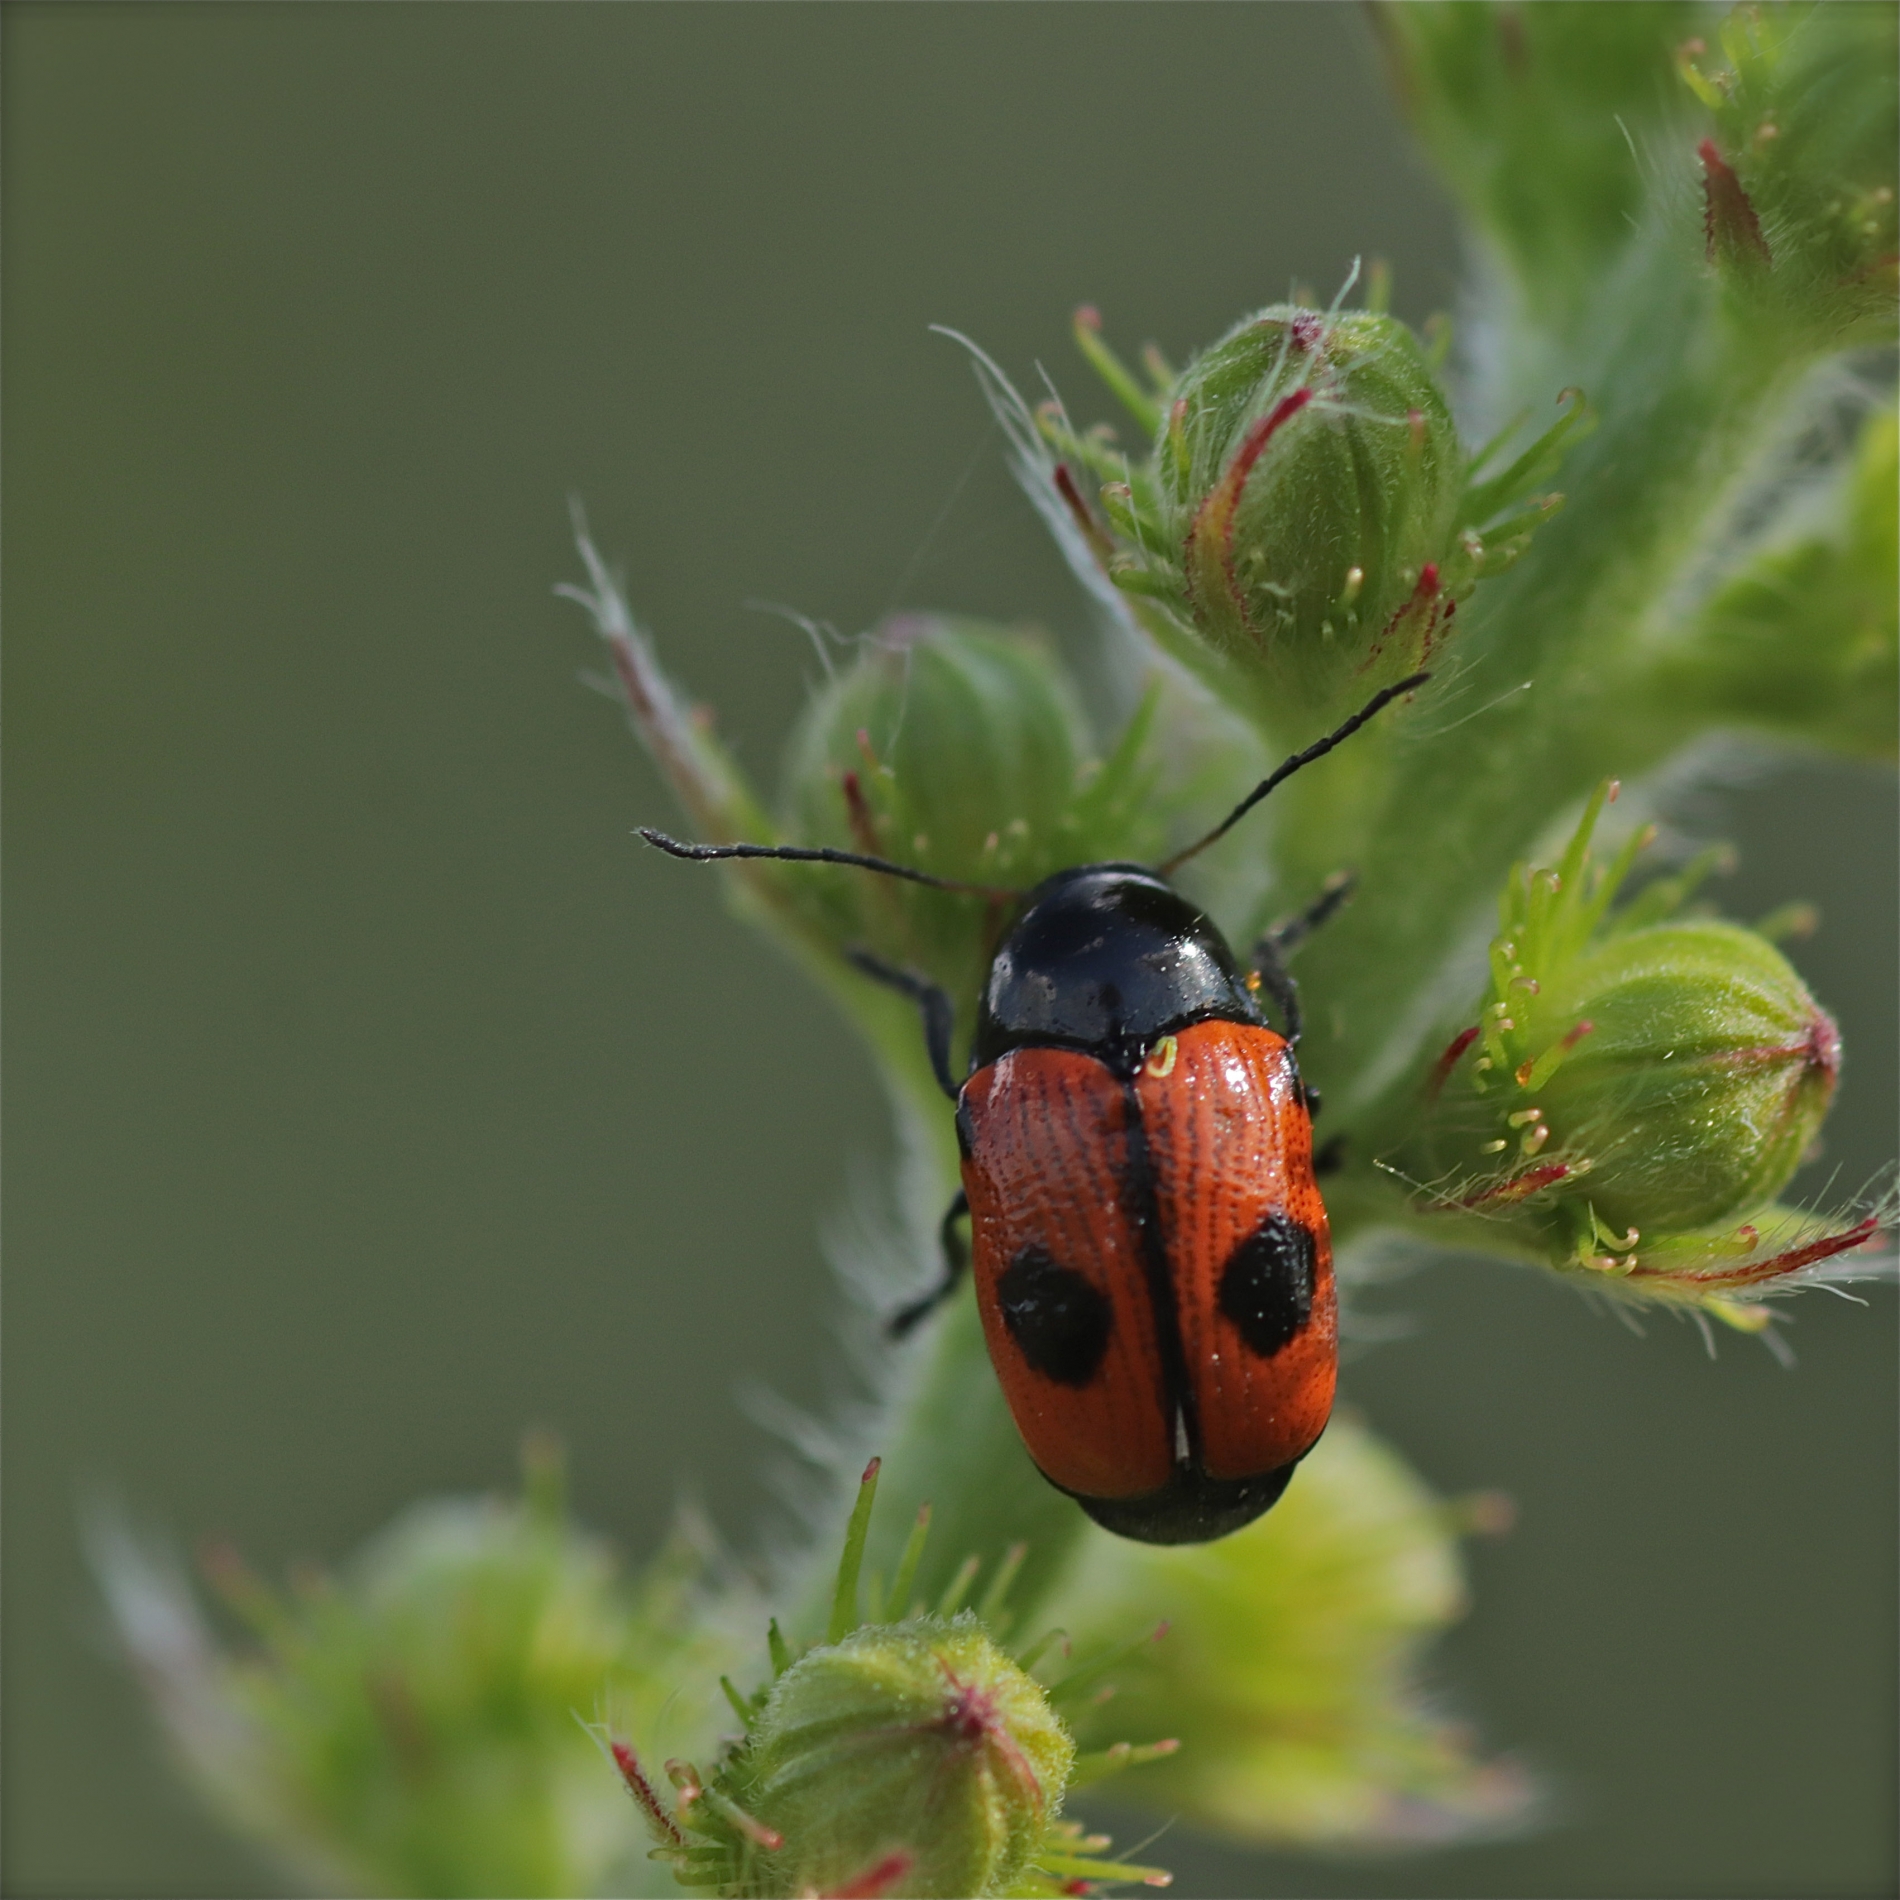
[974,863,1262,1074]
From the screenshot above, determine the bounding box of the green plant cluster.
[605,1459,1174,1899]
[109,7,1894,1895]
[93,1438,742,1898]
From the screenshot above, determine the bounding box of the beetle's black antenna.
[638,829,1021,901]
[1157,671,1431,876]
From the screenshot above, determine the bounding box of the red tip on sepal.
[1428,1026,1482,1100]
[1054,463,1116,560]
[1635,1213,1884,1291]
[610,1739,685,1847]
[1699,138,1772,268]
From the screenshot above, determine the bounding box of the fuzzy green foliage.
[1655,407,1899,759]
[1372,1,1711,317]
[95,1442,739,1899]
[1050,1414,1527,1849]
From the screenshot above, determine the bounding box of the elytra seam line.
[1118,1075,1198,1469]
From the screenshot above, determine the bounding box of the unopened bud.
[1406,783,1868,1311]
[1168,310,1462,704]
[1044,304,1577,733]
[785,615,1092,889]
[619,1460,1170,1896]
[779,615,1156,1022]
[720,1615,1072,1899]
[1516,919,1836,1236]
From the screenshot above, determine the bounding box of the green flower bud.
[786,618,1084,884]
[1162,308,1466,710]
[1680,3,1899,346]
[779,614,1157,1035]
[1042,1414,1527,1849]
[96,1439,732,1899]
[1514,916,1835,1235]
[719,1616,1070,1899]
[1405,783,1875,1319]
[1041,304,1577,735]
[564,551,1167,1111]
[617,1460,1171,1897]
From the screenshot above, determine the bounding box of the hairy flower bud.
[1404,783,1877,1322]
[786,616,1092,888]
[1163,308,1465,711]
[720,1617,1070,1899]
[779,614,1155,1032]
[613,1459,1170,1898]
[1038,303,1576,735]
[1526,918,1836,1234]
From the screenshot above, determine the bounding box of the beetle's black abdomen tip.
[977,863,1259,1070]
[1067,1461,1299,1545]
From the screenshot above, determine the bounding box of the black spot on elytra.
[1218,1213,1316,1358]
[997,1246,1112,1387]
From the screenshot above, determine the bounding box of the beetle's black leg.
[844,947,959,1102]
[843,949,970,1335]
[1249,933,1305,1048]
[1266,870,1356,959]
[1248,873,1356,1053]
[888,1190,970,1338]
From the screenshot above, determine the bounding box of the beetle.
[642,671,1428,1543]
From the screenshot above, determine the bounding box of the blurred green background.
[4,6,1893,1896]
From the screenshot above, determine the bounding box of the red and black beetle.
[644,673,1427,1543]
